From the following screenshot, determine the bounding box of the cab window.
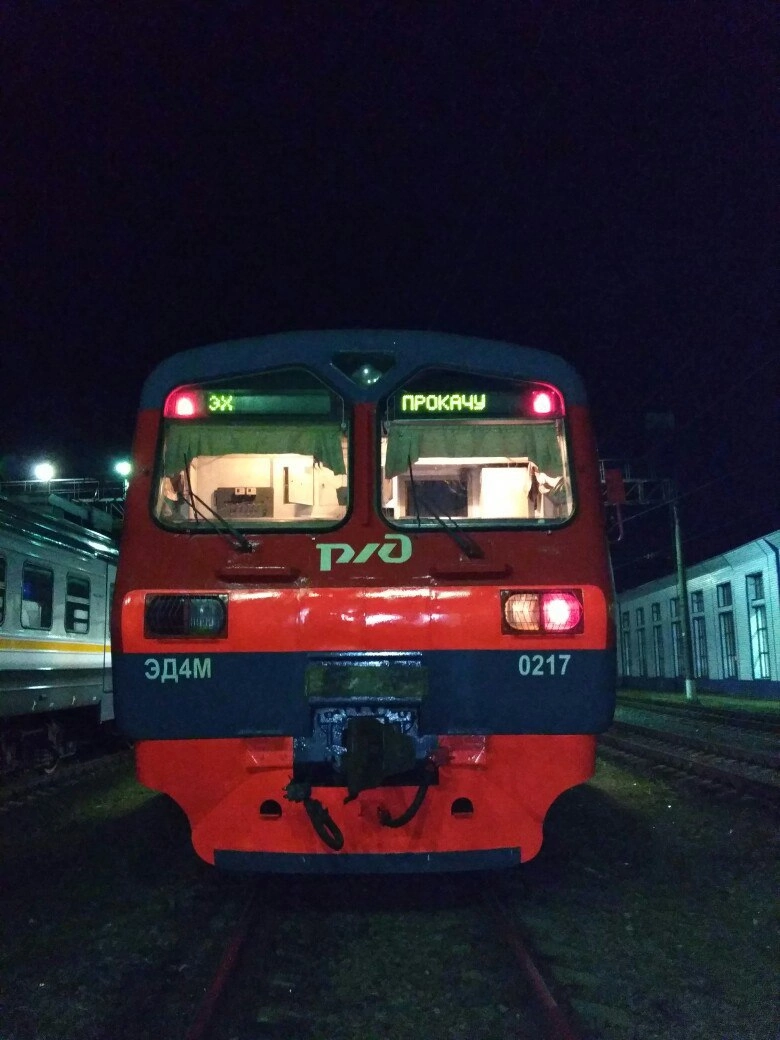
[380,370,573,526]
[155,368,349,530]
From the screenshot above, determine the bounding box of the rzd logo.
[316,533,412,572]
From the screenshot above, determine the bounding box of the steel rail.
[483,889,583,1040]
[615,698,779,734]
[183,888,258,1040]
[599,732,780,809]
[611,719,779,770]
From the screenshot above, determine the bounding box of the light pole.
[671,498,697,702]
[114,460,132,494]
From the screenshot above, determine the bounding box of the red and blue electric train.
[114,331,616,872]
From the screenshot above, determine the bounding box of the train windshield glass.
[380,370,573,526]
[155,368,349,529]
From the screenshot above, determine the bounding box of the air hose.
[378,766,433,828]
[285,780,345,851]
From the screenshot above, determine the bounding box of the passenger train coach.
[114,330,616,872]
[0,496,118,773]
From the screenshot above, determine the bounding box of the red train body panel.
[114,331,616,872]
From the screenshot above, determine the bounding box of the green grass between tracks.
[618,687,780,716]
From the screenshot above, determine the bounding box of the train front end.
[113,332,615,872]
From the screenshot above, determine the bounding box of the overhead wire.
[611,500,778,572]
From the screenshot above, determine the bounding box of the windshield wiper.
[182,456,255,554]
[407,458,484,560]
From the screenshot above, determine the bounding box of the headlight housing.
[145,594,228,638]
[502,589,583,634]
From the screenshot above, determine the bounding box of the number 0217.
[518,653,571,676]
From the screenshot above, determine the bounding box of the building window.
[21,564,53,630]
[689,590,708,678]
[653,622,665,677]
[0,556,6,625]
[620,611,632,675]
[670,596,679,619]
[651,602,661,623]
[691,615,709,678]
[746,573,764,602]
[671,619,682,676]
[65,575,91,633]
[636,627,647,676]
[716,582,732,608]
[746,573,770,679]
[718,610,738,679]
[635,608,647,676]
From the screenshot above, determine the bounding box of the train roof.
[140,330,587,409]
[0,496,119,563]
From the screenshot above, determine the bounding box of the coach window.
[65,575,91,634]
[381,370,573,527]
[155,368,349,530]
[0,556,6,625]
[21,563,53,630]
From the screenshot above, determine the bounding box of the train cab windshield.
[154,368,349,530]
[380,369,573,527]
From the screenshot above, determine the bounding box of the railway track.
[182,877,587,1040]
[610,718,779,770]
[599,725,780,810]
[615,697,778,733]
[0,744,131,814]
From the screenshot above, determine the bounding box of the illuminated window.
[65,575,91,634]
[155,368,349,531]
[381,370,572,527]
[21,564,53,630]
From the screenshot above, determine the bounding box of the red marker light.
[175,395,196,416]
[541,592,583,632]
[164,388,203,418]
[531,391,554,415]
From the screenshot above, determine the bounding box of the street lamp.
[114,459,132,494]
[32,461,56,482]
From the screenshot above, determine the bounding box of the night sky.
[3,3,776,588]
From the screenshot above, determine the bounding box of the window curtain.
[384,422,561,478]
[163,422,346,476]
